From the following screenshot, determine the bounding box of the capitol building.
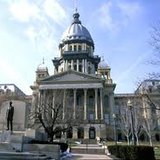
[30,11,116,140]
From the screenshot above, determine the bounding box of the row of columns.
[63,59,94,73]
[39,88,104,120]
[58,125,106,139]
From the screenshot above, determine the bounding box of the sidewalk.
[71,153,113,159]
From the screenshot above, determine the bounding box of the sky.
[0,0,160,95]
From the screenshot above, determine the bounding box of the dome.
[98,58,109,69]
[37,59,48,72]
[60,12,94,46]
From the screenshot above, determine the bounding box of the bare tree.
[149,21,160,78]
[117,106,131,145]
[138,91,160,146]
[30,89,81,142]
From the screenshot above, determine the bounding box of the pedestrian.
[6,101,14,132]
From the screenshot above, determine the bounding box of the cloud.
[97,0,143,33]
[0,56,31,94]
[7,0,67,57]
[9,0,39,22]
[118,1,142,20]
[43,0,66,25]
[98,2,117,33]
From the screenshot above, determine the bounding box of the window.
[68,65,71,70]
[104,114,110,124]
[89,114,94,120]
[69,45,72,51]
[78,45,82,51]
[89,95,94,107]
[104,95,109,111]
[79,65,82,72]
[88,66,91,74]
[74,45,77,51]
[74,65,77,71]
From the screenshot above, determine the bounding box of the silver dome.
[61,12,94,44]
[98,59,109,69]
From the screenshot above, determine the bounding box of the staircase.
[71,144,106,154]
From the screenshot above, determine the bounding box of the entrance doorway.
[78,127,84,139]
[89,127,96,139]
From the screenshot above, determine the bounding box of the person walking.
[6,101,14,132]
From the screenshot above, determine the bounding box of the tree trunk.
[135,134,139,145]
[149,135,153,146]
[47,133,53,142]
[126,136,130,145]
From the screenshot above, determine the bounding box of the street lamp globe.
[127,99,132,108]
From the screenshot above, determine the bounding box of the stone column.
[71,60,74,70]
[63,60,65,71]
[66,60,68,70]
[109,92,114,124]
[77,59,79,72]
[85,59,88,73]
[82,59,85,73]
[73,127,77,139]
[63,89,66,119]
[84,127,89,139]
[73,89,77,119]
[95,89,98,120]
[84,89,87,120]
[100,88,104,120]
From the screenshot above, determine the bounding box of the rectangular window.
[69,46,72,51]
[78,45,82,51]
[89,114,94,121]
[74,45,77,51]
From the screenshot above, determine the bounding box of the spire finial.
[74,0,78,13]
[42,57,45,64]
[101,55,105,62]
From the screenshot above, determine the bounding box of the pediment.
[40,70,102,83]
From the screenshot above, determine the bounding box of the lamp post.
[112,114,117,145]
[127,99,136,145]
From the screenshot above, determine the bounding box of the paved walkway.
[72,153,113,159]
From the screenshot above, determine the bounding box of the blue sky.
[0,0,159,95]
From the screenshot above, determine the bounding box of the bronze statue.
[6,101,14,132]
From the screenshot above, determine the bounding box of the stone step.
[71,144,106,154]
[71,147,105,154]
[0,151,49,160]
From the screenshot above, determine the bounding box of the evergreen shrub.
[108,145,155,160]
